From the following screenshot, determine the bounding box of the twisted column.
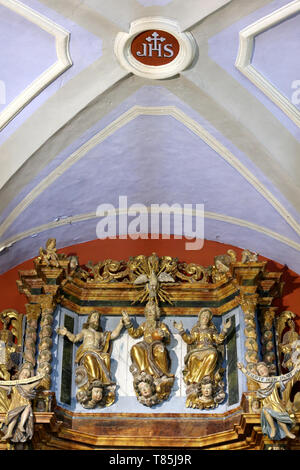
[240,294,259,391]
[24,304,41,368]
[260,307,277,374]
[36,298,55,390]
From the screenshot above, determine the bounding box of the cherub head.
[134,373,156,401]
[90,384,103,403]
[199,376,214,401]
[80,380,105,409]
[137,381,153,399]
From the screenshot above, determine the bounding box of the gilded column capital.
[25,304,41,321]
[39,297,56,313]
[239,293,259,315]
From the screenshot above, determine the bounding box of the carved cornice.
[17,243,283,319]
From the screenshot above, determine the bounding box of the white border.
[114,17,196,79]
[235,0,300,128]
[0,0,72,131]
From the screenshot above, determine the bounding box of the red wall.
[1,237,300,325]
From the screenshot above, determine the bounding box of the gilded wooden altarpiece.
[0,239,300,450]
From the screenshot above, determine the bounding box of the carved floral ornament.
[16,240,284,318]
[114,17,197,79]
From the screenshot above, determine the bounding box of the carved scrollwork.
[175,262,210,283]
[0,310,23,381]
[241,249,258,263]
[81,253,210,284]
[82,253,211,304]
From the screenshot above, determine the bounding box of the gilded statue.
[132,253,175,305]
[0,312,22,381]
[241,249,258,263]
[38,238,61,267]
[277,312,299,371]
[57,311,123,408]
[0,363,43,443]
[211,250,236,283]
[133,270,175,304]
[238,361,300,440]
[122,300,174,406]
[174,308,231,409]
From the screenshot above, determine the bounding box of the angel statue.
[122,300,174,406]
[277,312,299,371]
[174,308,231,409]
[211,250,236,283]
[238,361,300,440]
[0,363,44,443]
[57,310,124,408]
[0,313,22,381]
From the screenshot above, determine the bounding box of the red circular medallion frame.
[131,29,180,66]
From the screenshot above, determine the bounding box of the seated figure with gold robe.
[122,300,174,406]
[174,308,231,409]
[57,311,123,408]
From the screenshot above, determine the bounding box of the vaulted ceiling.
[1,0,300,274]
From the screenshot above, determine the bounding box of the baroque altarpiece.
[0,239,300,450]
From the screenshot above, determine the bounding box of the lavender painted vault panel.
[252,12,300,102]
[1,86,300,274]
[2,85,299,229]
[2,113,300,244]
[208,0,300,140]
[0,0,102,145]
[0,4,57,110]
